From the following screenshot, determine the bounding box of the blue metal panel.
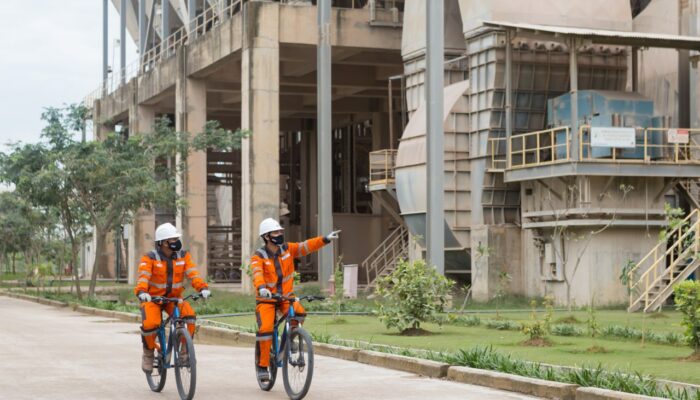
[548,90,656,160]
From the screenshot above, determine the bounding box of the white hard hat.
[259,218,284,237]
[155,223,181,242]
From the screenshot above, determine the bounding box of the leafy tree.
[674,280,700,355]
[375,259,454,334]
[1,106,90,298]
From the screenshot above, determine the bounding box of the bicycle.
[145,293,205,400]
[255,294,325,400]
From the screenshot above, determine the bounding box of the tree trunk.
[12,252,16,275]
[65,229,83,300]
[89,229,108,298]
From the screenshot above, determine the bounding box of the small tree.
[520,296,553,344]
[375,259,454,334]
[674,280,700,355]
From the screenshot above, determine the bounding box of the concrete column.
[300,124,318,275]
[240,2,280,293]
[176,49,209,278]
[127,96,156,284]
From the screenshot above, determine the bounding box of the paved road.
[0,296,540,400]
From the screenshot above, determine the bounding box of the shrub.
[484,319,519,330]
[674,280,700,353]
[551,324,583,337]
[375,259,454,333]
[446,314,481,327]
[520,297,554,341]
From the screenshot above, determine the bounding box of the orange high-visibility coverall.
[134,249,209,349]
[251,237,329,367]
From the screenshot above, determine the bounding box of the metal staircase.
[627,209,700,312]
[359,224,409,292]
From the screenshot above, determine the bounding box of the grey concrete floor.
[0,296,541,400]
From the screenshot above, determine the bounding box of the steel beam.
[120,0,126,84]
[317,0,333,288]
[139,0,146,61]
[426,0,444,274]
[189,0,197,33]
[103,0,109,94]
[569,38,579,162]
[162,0,170,41]
[505,29,512,168]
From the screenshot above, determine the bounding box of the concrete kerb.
[358,350,450,378]
[575,387,666,400]
[314,343,361,362]
[447,366,578,400]
[1,291,688,400]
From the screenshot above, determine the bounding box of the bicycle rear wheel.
[146,332,167,392]
[255,341,278,391]
[282,327,314,400]
[173,328,197,400]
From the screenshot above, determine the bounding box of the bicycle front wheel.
[146,331,167,392]
[173,328,197,400]
[282,327,314,400]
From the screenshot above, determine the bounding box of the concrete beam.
[240,1,280,293]
[279,5,402,51]
[175,48,209,278]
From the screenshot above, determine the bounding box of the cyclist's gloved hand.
[138,292,152,303]
[259,287,272,299]
[200,289,211,299]
[325,230,342,242]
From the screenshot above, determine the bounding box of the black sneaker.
[257,366,270,381]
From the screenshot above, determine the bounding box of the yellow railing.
[369,149,398,186]
[488,137,507,171]
[507,126,571,170]
[627,209,699,312]
[578,126,700,164]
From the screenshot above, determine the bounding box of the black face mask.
[269,235,284,246]
[168,240,183,251]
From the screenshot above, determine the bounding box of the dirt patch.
[681,352,700,362]
[555,315,582,324]
[521,337,553,347]
[399,328,433,336]
[648,313,669,319]
[586,345,611,354]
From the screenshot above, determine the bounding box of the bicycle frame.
[154,298,187,369]
[271,302,293,368]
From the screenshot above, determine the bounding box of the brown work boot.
[142,348,155,373]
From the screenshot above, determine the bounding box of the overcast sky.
[0,0,137,151]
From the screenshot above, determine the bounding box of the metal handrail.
[627,208,699,311]
[488,137,507,171]
[578,126,700,165]
[507,126,571,170]
[369,149,398,185]
[361,225,408,288]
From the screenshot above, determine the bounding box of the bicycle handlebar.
[150,293,206,304]
[269,294,326,303]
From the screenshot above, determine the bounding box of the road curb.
[357,350,450,378]
[575,387,666,400]
[315,343,361,361]
[447,366,578,399]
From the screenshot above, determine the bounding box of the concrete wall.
[521,227,659,306]
[519,176,667,306]
[470,224,523,301]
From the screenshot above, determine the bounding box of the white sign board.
[668,129,689,144]
[590,127,636,148]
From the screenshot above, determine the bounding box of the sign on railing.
[590,127,636,148]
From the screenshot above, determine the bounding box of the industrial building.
[86,0,700,309]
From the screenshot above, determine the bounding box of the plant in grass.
[674,280,700,357]
[587,303,601,338]
[493,271,512,304]
[375,259,454,335]
[330,257,346,323]
[520,298,552,346]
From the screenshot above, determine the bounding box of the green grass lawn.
[214,313,700,385]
